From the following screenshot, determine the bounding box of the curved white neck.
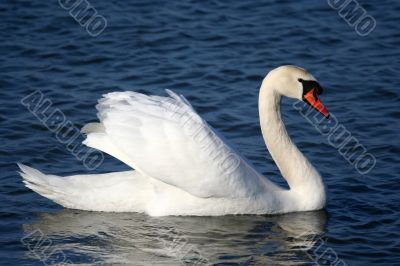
[258,77,325,207]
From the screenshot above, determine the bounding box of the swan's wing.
[83,90,280,198]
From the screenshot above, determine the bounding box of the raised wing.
[83,90,280,198]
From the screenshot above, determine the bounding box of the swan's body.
[19,65,328,216]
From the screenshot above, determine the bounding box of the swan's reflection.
[23,210,327,265]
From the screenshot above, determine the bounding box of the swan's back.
[84,90,280,198]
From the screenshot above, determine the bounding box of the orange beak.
[303,88,330,118]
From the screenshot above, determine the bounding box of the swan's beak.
[303,88,330,118]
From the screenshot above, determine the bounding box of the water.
[1,0,399,265]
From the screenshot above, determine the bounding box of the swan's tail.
[18,163,71,207]
[17,163,151,212]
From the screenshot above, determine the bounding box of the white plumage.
[19,66,327,216]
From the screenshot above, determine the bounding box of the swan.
[18,65,330,216]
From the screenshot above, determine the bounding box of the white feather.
[19,66,326,216]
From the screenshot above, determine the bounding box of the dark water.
[1,0,399,265]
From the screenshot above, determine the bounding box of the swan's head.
[264,65,329,118]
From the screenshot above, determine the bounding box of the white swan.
[18,65,330,216]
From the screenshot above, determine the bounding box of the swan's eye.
[300,79,323,96]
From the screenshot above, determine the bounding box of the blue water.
[1,0,399,265]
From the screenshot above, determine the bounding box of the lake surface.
[1,0,399,265]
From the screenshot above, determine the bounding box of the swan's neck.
[259,79,325,207]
